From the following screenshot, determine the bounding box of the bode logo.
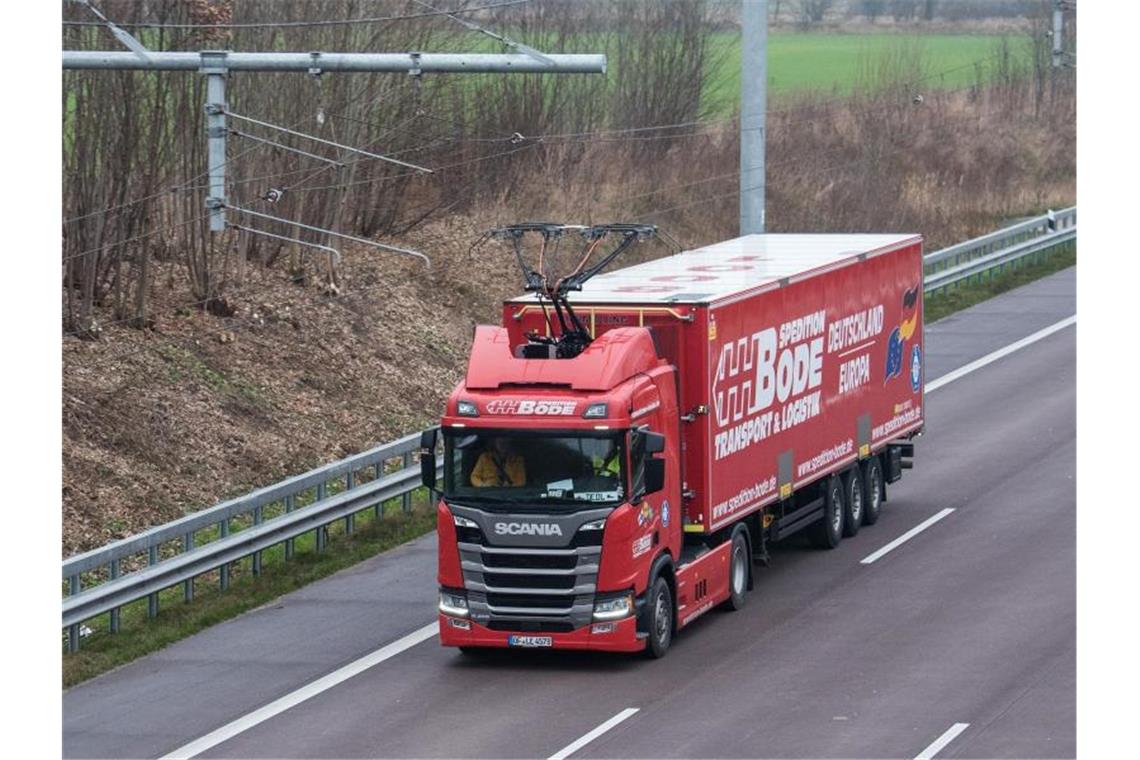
[484,399,577,415]
[711,311,827,460]
[494,522,564,537]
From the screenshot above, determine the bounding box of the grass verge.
[63,242,1075,689]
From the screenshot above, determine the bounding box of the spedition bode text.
[713,310,825,460]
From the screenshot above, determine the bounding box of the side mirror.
[420,429,438,492]
[645,431,665,455]
[645,458,665,496]
[630,428,667,502]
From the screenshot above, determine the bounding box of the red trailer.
[423,229,924,657]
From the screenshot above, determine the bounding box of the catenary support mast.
[740,0,767,235]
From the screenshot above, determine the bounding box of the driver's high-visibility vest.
[592,451,621,477]
[470,452,526,487]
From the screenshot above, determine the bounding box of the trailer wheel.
[719,529,749,612]
[810,475,844,549]
[842,466,864,538]
[862,456,884,526]
[644,576,674,659]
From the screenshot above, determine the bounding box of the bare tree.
[862,0,886,22]
[891,0,918,21]
[797,0,835,26]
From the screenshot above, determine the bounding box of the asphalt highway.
[63,268,1076,759]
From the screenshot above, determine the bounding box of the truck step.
[771,499,824,542]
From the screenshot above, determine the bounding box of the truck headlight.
[592,591,634,621]
[439,589,469,618]
[453,515,479,528]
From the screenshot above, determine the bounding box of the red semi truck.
[421,227,924,657]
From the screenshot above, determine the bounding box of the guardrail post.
[316,482,327,552]
[109,560,120,633]
[219,519,230,590]
[68,574,81,652]
[374,462,383,519]
[285,495,295,559]
[183,532,195,602]
[402,452,413,513]
[147,546,159,619]
[253,506,263,575]
[344,472,355,534]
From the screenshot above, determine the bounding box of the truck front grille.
[480,552,577,570]
[457,541,601,630]
[482,572,577,590]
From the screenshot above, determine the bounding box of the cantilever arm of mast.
[229,130,345,167]
[227,223,341,268]
[410,0,558,67]
[225,111,431,173]
[61,51,606,75]
[226,205,430,268]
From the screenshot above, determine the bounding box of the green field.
[702,32,1032,114]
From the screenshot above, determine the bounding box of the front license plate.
[508,635,553,648]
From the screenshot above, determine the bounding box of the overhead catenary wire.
[61,0,531,30]
[224,110,433,174]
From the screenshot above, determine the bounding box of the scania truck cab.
[425,325,686,655]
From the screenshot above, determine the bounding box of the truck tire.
[810,475,844,549]
[719,529,749,612]
[644,576,674,659]
[862,456,884,526]
[842,466,864,538]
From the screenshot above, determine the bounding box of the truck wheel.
[644,576,674,659]
[842,466,864,538]
[862,456,884,526]
[719,530,749,612]
[810,475,844,549]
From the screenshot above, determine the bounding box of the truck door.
[632,367,683,561]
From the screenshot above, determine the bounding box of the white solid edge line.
[861,508,955,565]
[926,314,1076,392]
[914,722,970,760]
[548,707,641,760]
[160,622,438,760]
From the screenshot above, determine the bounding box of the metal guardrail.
[61,208,1077,650]
[924,207,1076,294]
[61,429,436,651]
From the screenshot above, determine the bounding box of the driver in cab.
[470,437,527,487]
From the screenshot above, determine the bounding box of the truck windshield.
[443,429,626,508]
